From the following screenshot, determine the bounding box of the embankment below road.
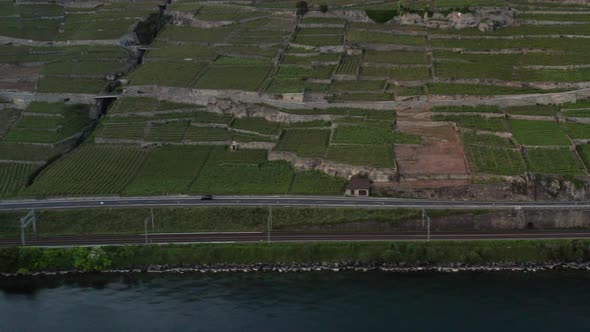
[2,240,590,276]
[6,207,590,237]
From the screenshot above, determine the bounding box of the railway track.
[4,230,590,247]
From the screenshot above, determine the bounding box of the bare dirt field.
[0,81,36,91]
[395,109,470,188]
[0,64,40,92]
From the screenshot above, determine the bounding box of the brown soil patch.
[0,64,40,92]
[395,179,471,188]
[0,64,41,80]
[0,81,36,91]
[394,110,469,188]
[396,123,468,175]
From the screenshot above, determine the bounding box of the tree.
[296,1,309,16]
[73,247,112,272]
[319,4,328,13]
[0,247,19,273]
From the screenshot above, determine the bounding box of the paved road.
[4,230,590,247]
[2,195,590,211]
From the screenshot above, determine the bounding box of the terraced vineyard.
[0,143,59,162]
[275,129,331,158]
[525,148,586,176]
[433,115,507,132]
[333,126,394,145]
[466,145,527,176]
[562,123,590,140]
[509,120,571,146]
[325,145,395,168]
[98,122,146,140]
[290,171,347,195]
[193,64,273,91]
[336,56,360,76]
[24,145,149,196]
[189,147,288,194]
[0,101,95,196]
[506,105,557,116]
[145,121,190,143]
[231,117,282,136]
[127,62,207,87]
[4,107,93,143]
[0,163,37,198]
[4,0,590,198]
[124,146,212,195]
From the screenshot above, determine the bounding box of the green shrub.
[3,240,590,273]
[73,247,112,272]
[365,9,398,23]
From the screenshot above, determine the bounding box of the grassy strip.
[2,239,590,273]
[0,207,474,238]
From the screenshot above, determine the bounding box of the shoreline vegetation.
[2,240,590,276]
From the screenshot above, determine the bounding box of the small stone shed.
[345,176,371,197]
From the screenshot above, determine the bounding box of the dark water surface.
[1,271,590,331]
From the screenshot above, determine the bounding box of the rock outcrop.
[268,150,396,182]
[397,8,516,31]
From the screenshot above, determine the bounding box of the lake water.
[1,271,590,331]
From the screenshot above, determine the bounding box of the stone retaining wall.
[0,31,138,47]
[399,173,471,181]
[563,117,590,125]
[508,114,555,121]
[238,142,275,150]
[123,85,590,115]
[0,91,97,109]
[124,84,397,110]
[268,150,396,182]
[94,137,273,149]
[168,11,232,28]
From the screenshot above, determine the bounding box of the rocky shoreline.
[3,261,590,277]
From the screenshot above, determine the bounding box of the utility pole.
[421,208,425,228]
[19,209,37,246]
[267,206,272,244]
[427,214,431,242]
[150,208,155,232]
[422,209,431,241]
[144,208,154,244]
